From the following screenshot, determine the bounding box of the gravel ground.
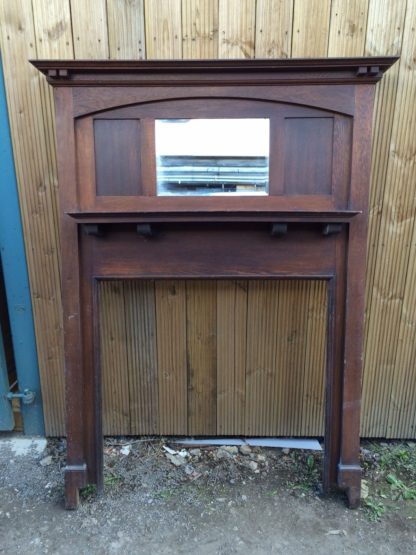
[0,435,415,554]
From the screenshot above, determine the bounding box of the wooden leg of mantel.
[80,248,103,496]
[322,275,344,497]
[64,484,79,511]
[338,464,361,508]
[64,464,87,510]
[346,485,361,509]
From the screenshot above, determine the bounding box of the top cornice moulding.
[30,57,399,87]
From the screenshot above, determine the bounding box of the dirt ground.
[0,435,415,554]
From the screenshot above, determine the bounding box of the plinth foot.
[346,484,361,509]
[338,463,361,509]
[64,464,87,510]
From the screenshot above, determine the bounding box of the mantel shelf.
[66,210,361,224]
[31,57,398,87]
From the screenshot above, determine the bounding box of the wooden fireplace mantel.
[32,56,398,509]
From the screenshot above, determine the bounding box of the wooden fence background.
[0,0,415,437]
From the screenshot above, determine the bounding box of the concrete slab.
[0,435,47,457]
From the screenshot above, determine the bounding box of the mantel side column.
[338,84,375,508]
[54,87,87,508]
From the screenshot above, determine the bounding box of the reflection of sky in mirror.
[155,119,269,157]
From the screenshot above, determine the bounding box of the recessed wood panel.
[94,119,141,196]
[283,117,334,195]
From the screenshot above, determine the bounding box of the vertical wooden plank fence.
[0,0,414,438]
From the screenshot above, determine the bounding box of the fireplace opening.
[98,279,328,439]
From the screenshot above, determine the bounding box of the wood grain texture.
[387,243,416,438]
[99,282,130,435]
[0,0,66,435]
[274,281,310,436]
[124,281,158,435]
[98,279,326,436]
[218,0,256,59]
[328,0,369,57]
[243,280,327,436]
[32,0,75,435]
[283,117,334,195]
[362,0,416,437]
[32,0,73,211]
[94,119,142,196]
[182,0,218,58]
[364,0,406,297]
[216,280,248,435]
[70,0,109,59]
[302,280,327,436]
[362,0,408,438]
[144,0,182,59]
[245,281,280,435]
[186,281,217,435]
[33,0,74,58]
[291,0,331,57]
[107,0,146,59]
[155,280,187,434]
[255,0,293,58]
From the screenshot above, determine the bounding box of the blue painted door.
[0,57,44,434]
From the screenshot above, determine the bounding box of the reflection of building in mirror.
[156,119,269,196]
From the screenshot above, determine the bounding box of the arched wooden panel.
[75,98,352,210]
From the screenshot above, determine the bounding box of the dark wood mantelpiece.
[66,209,361,224]
[33,57,397,86]
[32,57,398,510]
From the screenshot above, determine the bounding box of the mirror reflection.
[156,118,269,196]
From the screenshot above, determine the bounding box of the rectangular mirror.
[155,118,269,196]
